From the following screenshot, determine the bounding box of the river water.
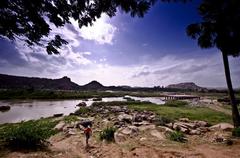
[0,96,164,124]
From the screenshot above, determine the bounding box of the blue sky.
[0,1,239,88]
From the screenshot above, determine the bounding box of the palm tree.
[186,0,240,127]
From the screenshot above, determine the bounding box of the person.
[84,125,92,147]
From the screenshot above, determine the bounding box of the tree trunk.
[222,52,240,127]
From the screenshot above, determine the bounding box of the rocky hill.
[0,74,80,90]
[81,80,105,90]
[166,82,208,92]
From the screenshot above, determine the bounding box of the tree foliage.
[0,0,190,55]
[187,0,240,57]
[0,0,158,54]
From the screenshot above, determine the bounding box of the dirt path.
[4,130,240,158]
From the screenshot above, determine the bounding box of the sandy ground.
[2,128,240,158]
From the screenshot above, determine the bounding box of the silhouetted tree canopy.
[0,0,158,55]
[0,0,189,54]
[187,0,240,57]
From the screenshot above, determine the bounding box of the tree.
[0,0,190,54]
[0,0,158,54]
[186,0,240,127]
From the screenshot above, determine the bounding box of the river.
[0,96,164,124]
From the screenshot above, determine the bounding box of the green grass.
[99,127,116,142]
[127,101,232,125]
[167,131,186,143]
[63,115,79,123]
[232,128,240,137]
[74,107,93,115]
[0,118,58,149]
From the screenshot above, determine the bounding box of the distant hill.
[0,74,80,90]
[166,82,208,92]
[81,80,105,90]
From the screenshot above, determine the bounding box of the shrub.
[0,119,58,149]
[99,127,116,142]
[232,128,240,137]
[167,131,186,143]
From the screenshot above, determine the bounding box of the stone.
[179,118,190,122]
[150,130,165,140]
[189,129,201,135]
[0,106,11,112]
[121,126,139,135]
[157,126,173,134]
[195,120,209,127]
[133,121,150,127]
[210,123,234,131]
[138,124,156,131]
[54,121,65,131]
[114,132,126,143]
[140,137,147,141]
[53,113,64,117]
[165,123,173,129]
[76,102,87,107]
[118,114,133,123]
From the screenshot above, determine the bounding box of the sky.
[0,1,239,88]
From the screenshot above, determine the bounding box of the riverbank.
[1,100,239,158]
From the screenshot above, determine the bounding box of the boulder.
[118,114,133,123]
[157,126,173,134]
[210,123,234,131]
[195,120,209,127]
[133,121,150,127]
[179,118,190,122]
[54,121,66,131]
[150,130,165,140]
[138,124,156,131]
[189,129,201,135]
[76,102,87,107]
[121,126,139,135]
[0,105,11,112]
[53,113,64,117]
[114,132,126,143]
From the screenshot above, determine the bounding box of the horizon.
[1,72,237,89]
[0,1,239,88]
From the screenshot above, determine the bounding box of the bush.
[232,128,240,137]
[167,131,186,143]
[99,127,116,142]
[0,119,58,149]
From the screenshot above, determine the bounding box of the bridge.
[164,95,200,101]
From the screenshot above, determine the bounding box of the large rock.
[210,123,234,131]
[120,126,139,135]
[0,105,11,112]
[138,124,156,131]
[150,130,165,140]
[114,132,126,143]
[54,121,66,131]
[76,102,87,107]
[157,126,173,134]
[118,114,133,123]
[195,120,209,127]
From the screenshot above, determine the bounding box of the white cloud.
[70,14,117,44]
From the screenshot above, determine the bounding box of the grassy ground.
[127,101,232,125]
